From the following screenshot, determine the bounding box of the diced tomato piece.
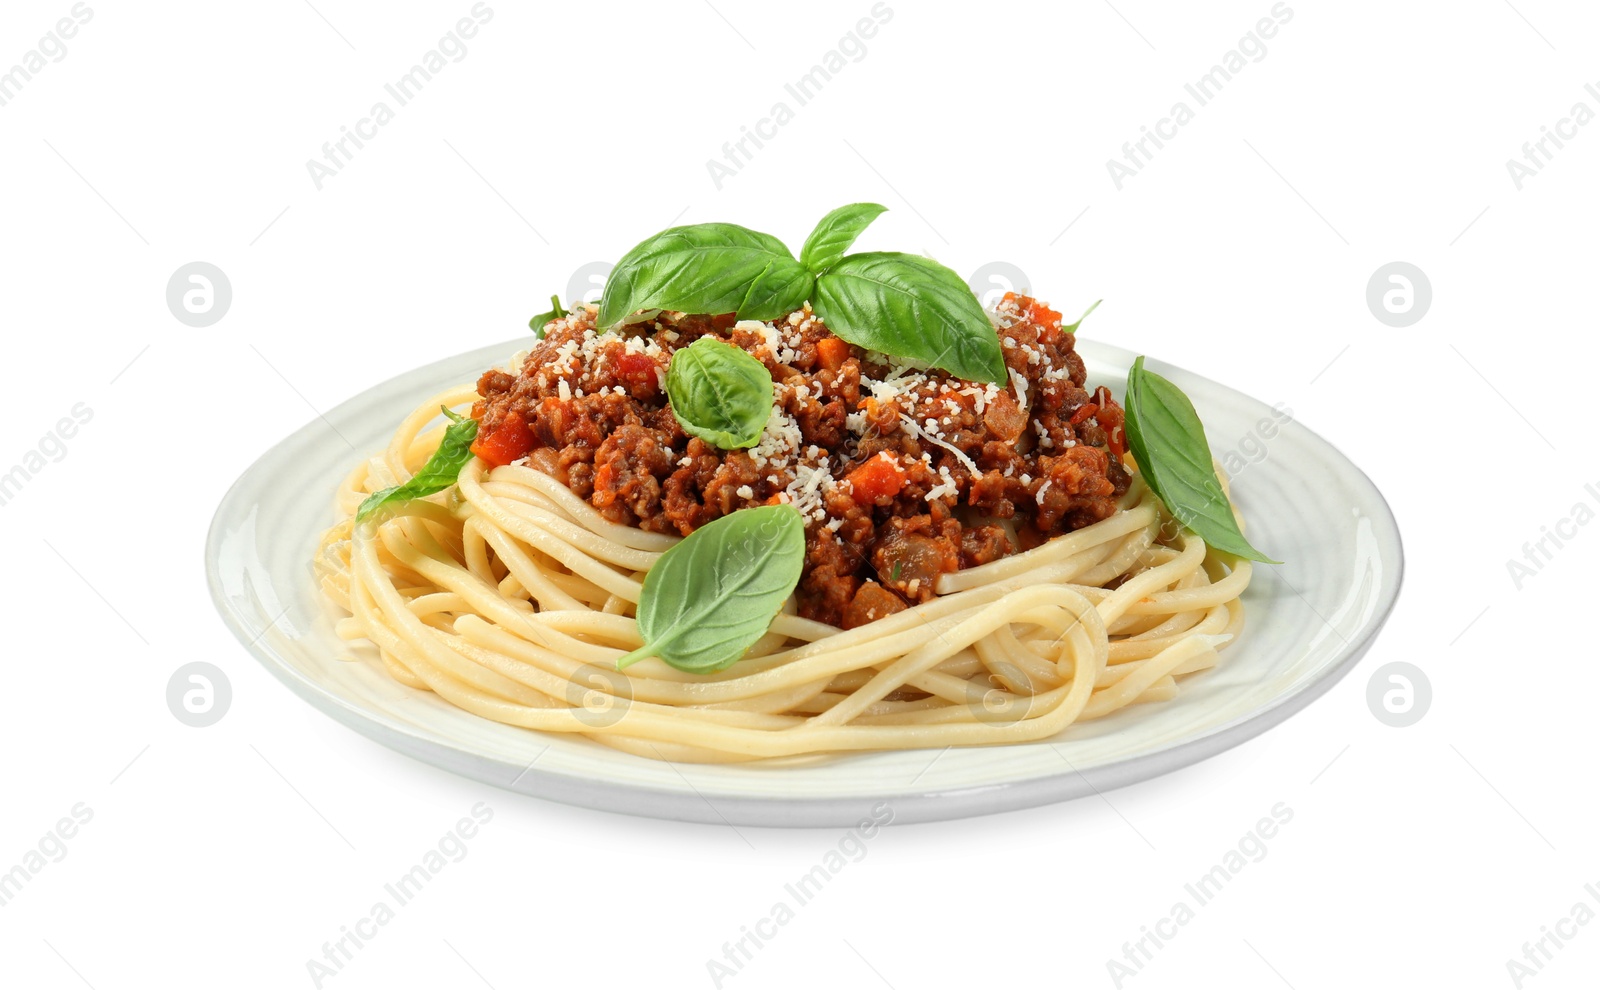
[1069,401,1099,426]
[710,313,739,330]
[614,351,661,393]
[616,352,654,376]
[845,452,908,505]
[816,336,851,372]
[470,412,534,467]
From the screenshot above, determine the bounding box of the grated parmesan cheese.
[737,319,797,366]
[783,462,834,522]
[751,404,804,469]
[1008,367,1029,407]
[898,414,978,474]
[868,378,904,404]
[926,465,959,502]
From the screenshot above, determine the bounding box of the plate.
[206,338,1404,827]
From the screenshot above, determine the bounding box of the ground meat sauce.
[472,293,1130,629]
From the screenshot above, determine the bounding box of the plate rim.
[205,337,1405,827]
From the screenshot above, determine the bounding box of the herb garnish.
[597,223,813,328]
[356,407,479,523]
[1064,299,1102,334]
[799,202,887,274]
[616,505,806,673]
[595,205,1007,384]
[665,337,774,449]
[812,251,1005,383]
[1124,358,1279,563]
[528,295,566,338]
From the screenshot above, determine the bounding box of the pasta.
[314,383,1251,764]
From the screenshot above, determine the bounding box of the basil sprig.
[616,505,807,673]
[356,407,479,523]
[799,202,886,273]
[1124,358,1279,563]
[594,205,1007,384]
[597,223,813,328]
[1064,299,1102,333]
[665,337,773,449]
[812,252,1006,383]
[529,295,565,338]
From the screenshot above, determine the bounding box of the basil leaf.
[1063,299,1101,333]
[812,252,1007,384]
[739,259,815,322]
[529,294,565,339]
[1124,358,1279,564]
[799,202,887,275]
[665,337,773,449]
[356,407,480,523]
[597,222,813,328]
[616,505,807,673]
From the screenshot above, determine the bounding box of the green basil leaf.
[812,252,1007,384]
[616,505,807,673]
[597,222,813,328]
[739,259,816,322]
[529,294,565,339]
[1063,299,1101,333]
[799,202,887,275]
[356,407,479,523]
[665,337,774,449]
[1124,358,1279,564]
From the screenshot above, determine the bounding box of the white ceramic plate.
[207,339,1403,827]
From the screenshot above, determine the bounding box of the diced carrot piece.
[816,336,851,372]
[470,412,534,467]
[845,452,907,505]
[591,462,618,506]
[1026,299,1063,327]
[1000,291,1061,327]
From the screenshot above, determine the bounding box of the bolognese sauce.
[473,292,1129,629]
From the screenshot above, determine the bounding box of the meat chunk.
[799,530,862,627]
[591,424,675,527]
[871,520,960,603]
[960,525,1015,568]
[843,581,909,629]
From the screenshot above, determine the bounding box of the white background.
[2,0,1596,987]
